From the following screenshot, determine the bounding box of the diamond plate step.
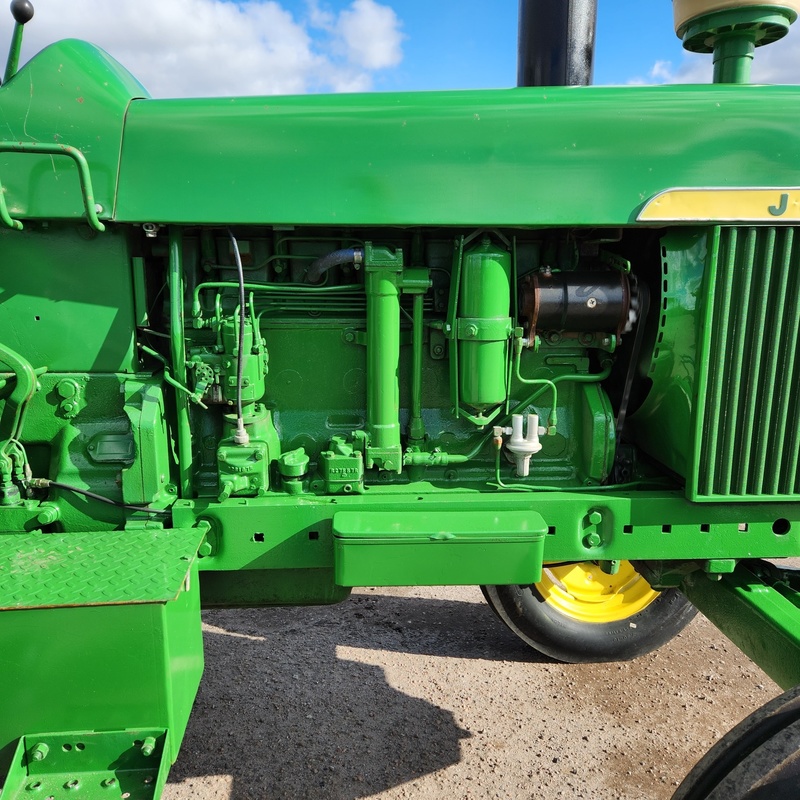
[0,527,207,609]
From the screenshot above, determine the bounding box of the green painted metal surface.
[630,230,707,478]
[458,239,512,411]
[681,562,800,690]
[0,530,204,779]
[0,40,146,223]
[173,490,800,581]
[0,225,137,373]
[333,509,546,586]
[364,245,403,472]
[1,729,170,800]
[0,527,205,608]
[691,226,800,501]
[113,84,800,227]
[4,12,800,798]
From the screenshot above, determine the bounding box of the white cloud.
[336,0,404,70]
[637,27,800,85]
[0,0,404,97]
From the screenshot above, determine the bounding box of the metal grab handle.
[0,142,106,231]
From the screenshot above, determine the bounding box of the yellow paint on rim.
[536,561,660,624]
[638,188,800,222]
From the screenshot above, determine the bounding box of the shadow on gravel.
[169,592,540,798]
[333,591,547,663]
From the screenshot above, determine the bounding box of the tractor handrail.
[0,142,106,232]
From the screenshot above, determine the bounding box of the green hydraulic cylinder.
[458,238,513,411]
[364,245,404,473]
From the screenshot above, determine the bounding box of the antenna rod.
[3,0,34,85]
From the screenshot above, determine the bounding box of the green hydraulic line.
[0,143,105,231]
[169,228,194,498]
[403,451,469,467]
[192,282,363,322]
[489,444,669,493]
[0,177,22,230]
[464,361,614,460]
[138,344,208,409]
[513,336,558,428]
[0,343,38,447]
[408,293,426,443]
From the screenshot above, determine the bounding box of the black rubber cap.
[10,0,34,25]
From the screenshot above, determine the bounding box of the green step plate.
[0,729,170,800]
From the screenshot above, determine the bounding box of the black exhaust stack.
[517,0,597,87]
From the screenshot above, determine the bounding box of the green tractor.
[2,0,800,796]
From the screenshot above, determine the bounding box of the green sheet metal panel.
[115,84,800,227]
[333,509,547,586]
[630,229,708,478]
[0,225,138,373]
[0,40,146,223]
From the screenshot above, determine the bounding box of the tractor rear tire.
[672,684,800,799]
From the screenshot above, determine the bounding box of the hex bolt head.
[588,510,603,526]
[30,742,49,761]
[583,531,602,549]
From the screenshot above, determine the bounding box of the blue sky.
[284,1,683,90]
[4,1,798,97]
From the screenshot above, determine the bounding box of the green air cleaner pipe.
[364,245,404,473]
[459,238,512,411]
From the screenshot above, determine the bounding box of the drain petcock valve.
[494,414,544,477]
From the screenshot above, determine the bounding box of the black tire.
[482,562,697,663]
[673,684,800,799]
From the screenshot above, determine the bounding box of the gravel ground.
[164,586,779,800]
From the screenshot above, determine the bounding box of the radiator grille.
[691,226,800,501]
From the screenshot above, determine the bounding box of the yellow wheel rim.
[536,561,660,624]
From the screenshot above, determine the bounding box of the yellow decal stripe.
[638,189,800,222]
